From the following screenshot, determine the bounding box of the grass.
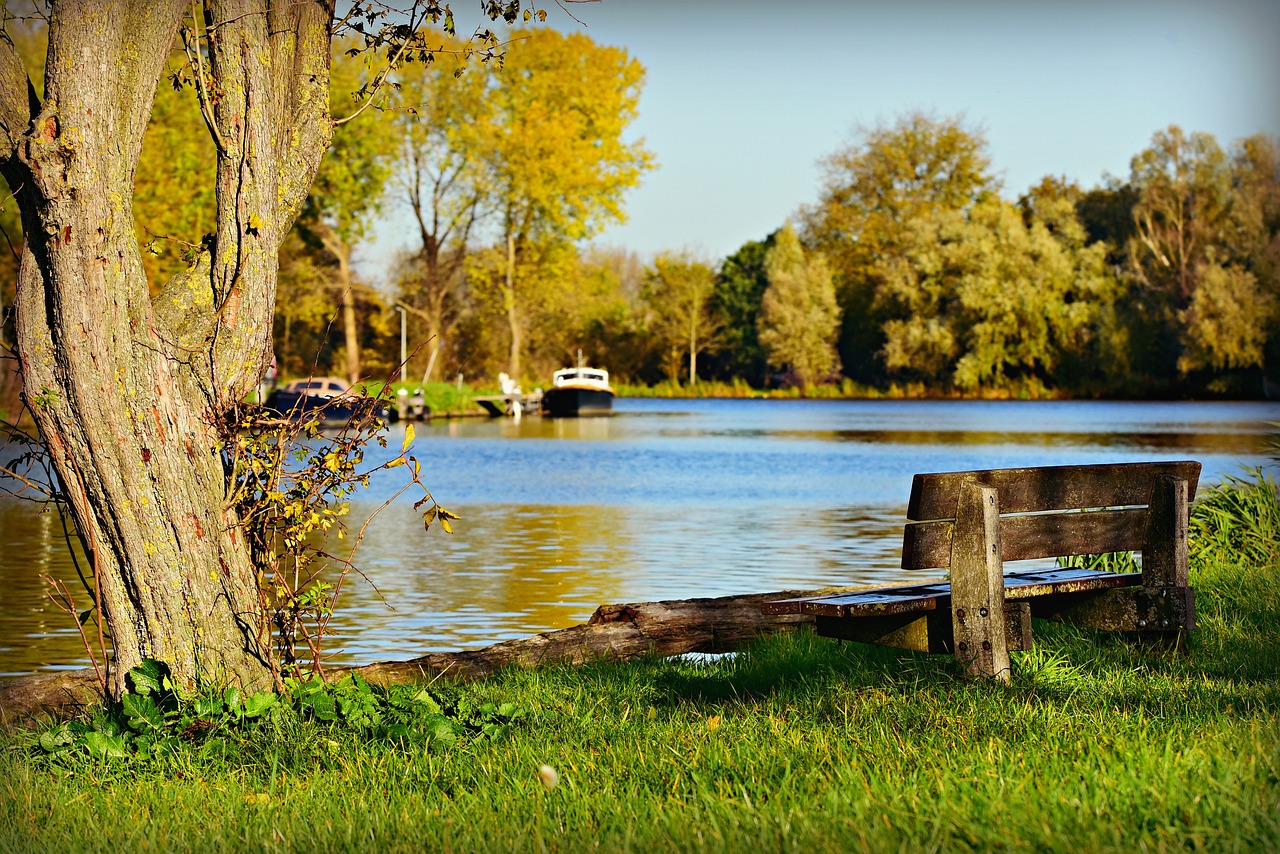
[2,472,1278,852]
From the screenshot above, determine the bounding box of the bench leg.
[951,482,1011,682]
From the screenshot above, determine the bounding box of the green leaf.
[193,696,221,718]
[39,724,76,753]
[411,689,442,716]
[122,693,164,734]
[301,690,337,722]
[425,715,459,747]
[242,692,278,719]
[223,686,244,714]
[127,659,165,697]
[83,731,129,760]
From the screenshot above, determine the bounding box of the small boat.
[266,376,394,424]
[541,363,614,417]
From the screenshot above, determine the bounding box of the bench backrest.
[900,461,1201,571]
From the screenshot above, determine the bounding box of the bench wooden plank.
[907,461,1201,521]
[764,567,1141,619]
[901,507,1149,569]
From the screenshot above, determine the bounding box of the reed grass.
[2,469,1278,852]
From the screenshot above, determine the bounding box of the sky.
[362,0,1280,276]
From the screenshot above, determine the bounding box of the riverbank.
[2,471,1277,850]
[383,377,1270,413]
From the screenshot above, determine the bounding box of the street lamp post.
[394,305,407,375]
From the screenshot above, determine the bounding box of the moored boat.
[541,364,614,417]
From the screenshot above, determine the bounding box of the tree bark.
[0,587,831,724]
[0,1,334,696]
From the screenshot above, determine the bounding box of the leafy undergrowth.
[2,471,1278,852]
[31,663,523,768]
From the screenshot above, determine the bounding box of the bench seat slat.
[902,507,1149,570]
[764,567,1142,619]
[908,461,1201,521]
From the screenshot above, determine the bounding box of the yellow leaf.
[441,517,453,534]
[401,423,415,454]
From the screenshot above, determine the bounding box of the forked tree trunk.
[0,0,333,696]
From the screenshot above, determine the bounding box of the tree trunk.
[319,225,361,385]
[0,1,333,696]
[688,316,698,385]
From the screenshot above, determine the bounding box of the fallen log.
[356,588,822,686]
[1,586,847,725]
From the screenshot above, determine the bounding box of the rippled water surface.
[2,398,1275,677]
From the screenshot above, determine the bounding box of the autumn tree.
[756,223,840,387]
[802,112,997,382]
[133,56,217,289]
[476,28,653,381]
[0,0,522,696]
[1124,126,1279,388]
[291,45,399,385]
[388,37,490,384]
[641,251,720,385]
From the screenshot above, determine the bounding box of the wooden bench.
[763,461,1201,681]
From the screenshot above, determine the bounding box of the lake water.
[1,398,1275,678]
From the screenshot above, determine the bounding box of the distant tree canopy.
[757,223,840,387]
[113,51,1280,399]
[783,114,1280,397]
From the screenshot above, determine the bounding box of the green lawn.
[2,473,1278,852]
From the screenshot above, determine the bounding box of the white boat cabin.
[551,367,612,391]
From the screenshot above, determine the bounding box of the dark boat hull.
[541,387,614,417]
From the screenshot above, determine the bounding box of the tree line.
[3,34,1275,399]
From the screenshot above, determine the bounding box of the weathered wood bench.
[763,461,1201,681]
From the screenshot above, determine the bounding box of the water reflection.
[1,398,1275,677]
[761,428,1265,454]
[320,500,915,662]
[0,501,93,677]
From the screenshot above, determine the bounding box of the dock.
[473,391,543,417]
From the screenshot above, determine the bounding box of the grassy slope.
[2,479,1277,852]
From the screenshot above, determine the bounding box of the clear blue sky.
[363,0,1280,272]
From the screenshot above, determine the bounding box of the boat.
[265,376,395,424]
[541,363,614,417]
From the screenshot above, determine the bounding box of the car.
[265,376,394,424]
